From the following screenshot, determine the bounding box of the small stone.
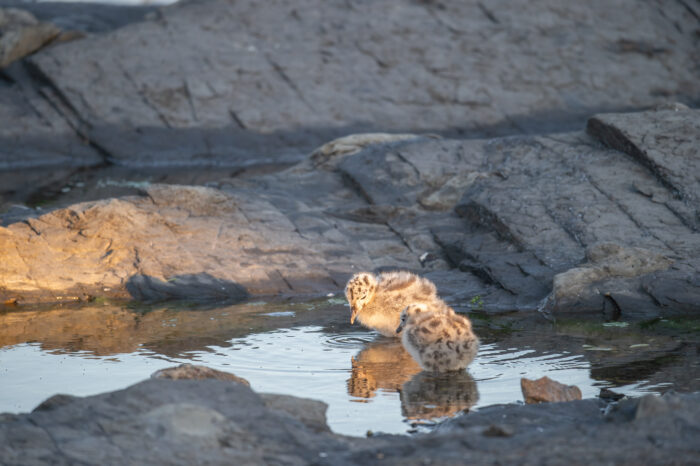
[150,364,250,386]
[520,376,582,404]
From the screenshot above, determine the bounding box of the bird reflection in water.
[400,370,478,419]
[347,338,479,420]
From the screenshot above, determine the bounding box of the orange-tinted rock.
[151,364,250,386]
[520,376,582,404]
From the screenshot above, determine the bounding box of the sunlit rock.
[520,376,582,404]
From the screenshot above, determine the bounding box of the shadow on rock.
[125,273,248,303]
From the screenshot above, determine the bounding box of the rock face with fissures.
[2,107,699,325]
[1,0,698,169]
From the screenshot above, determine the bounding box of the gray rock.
[1,108,699,321]
[0,378,351,465]
[588,106,700,230]
[3,378,697,465]
[32,394,78,413]
[259,394,330,433]
[0,1,157,34]
[545,243,673,316]
[18,0,700,167]
[0,59,103,174]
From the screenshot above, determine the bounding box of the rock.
[0,1,158,35]
[0,378,349,465]
[632,392,695,422]
[0,63,103,171]
[2,376,698,464]
[15,0,699,167]
[32,394,78,412]
[520,376,582,403]
[309,133,427,169]
[0,8,60,67]
[0,178,421,304]
[151,364,250,386]
[2,107,699,320]
[640,259,700,315]
[545,243,672,316]
[587,107,700,230]
[259,394,330,433]
[598,388,624,402]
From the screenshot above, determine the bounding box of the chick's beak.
[396,322,404,334]
[350,307,359,325]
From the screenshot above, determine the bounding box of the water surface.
[0,298,695,436]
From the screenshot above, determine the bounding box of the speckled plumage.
[397,303,479,372]
[344,271,449,337]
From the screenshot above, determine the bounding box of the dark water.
[0,297,697,436]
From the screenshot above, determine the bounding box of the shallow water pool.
[0,297,693,436]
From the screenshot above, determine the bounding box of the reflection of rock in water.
[347,339,422,399]
[0,300,323,357]
[400,371,479,420]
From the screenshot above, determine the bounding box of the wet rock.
[520,376,582,403]
[151,364,250,386]
[0,8,60,67]
[2,377,698,465]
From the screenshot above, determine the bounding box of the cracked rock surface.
[2,108,699,323]
[0,0,698,168]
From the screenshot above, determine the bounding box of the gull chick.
[396,303,479,372]
[345,271,448,337]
